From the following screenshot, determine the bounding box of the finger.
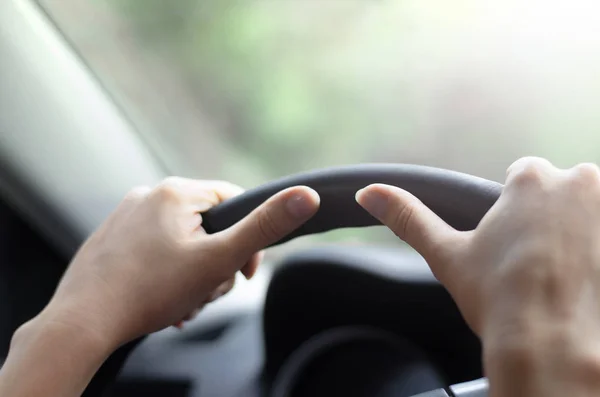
[173,275,237,328]
[568,162,600,184]
[241,251,264,280]
[196,180,245,202]
[154,177,245,211]
[215,186,320,260]
[188,180,243,213]
[183,308,202,322]
[208,277,236,302]
[356,184,461,274]
[173,307,204,329]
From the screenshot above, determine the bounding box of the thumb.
[218,186,320,259]
[356,184,460,275]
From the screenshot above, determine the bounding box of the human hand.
[356,157,600,397]
[42,178,320,350]
[173,183,262,329]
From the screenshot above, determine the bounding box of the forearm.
[0,307,115,397]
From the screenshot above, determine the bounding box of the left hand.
[43,177,320,348]
[0,178,319,397]
[171,182,261,329]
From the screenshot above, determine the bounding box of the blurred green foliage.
[104,1,404,179]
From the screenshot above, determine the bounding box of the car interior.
[2,1,599,396]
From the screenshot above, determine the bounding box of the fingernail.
[355,188,389,219]
[286,191,317,219]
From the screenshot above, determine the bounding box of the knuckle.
[571,163,600,186]
[257,206,282,241]
[393,201,416,241]
[508,156,550,171]
[155,177,185,200]
[509,160,546,187]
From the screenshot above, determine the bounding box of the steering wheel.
[84,164,502,397]
[202,164,501,244]
[202,164,502,397]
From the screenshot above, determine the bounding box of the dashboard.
[114,246,482,397]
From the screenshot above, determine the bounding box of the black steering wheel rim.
[270,325,447,397]
[203,163,503,243]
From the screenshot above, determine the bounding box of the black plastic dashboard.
[263,247,482,395]
[112,246,482,397]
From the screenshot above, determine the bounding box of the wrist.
[45,281,135,348]
[0,307,118,396]
[483,328,600,397]
[13,312,114,362]
[16,302,121,359]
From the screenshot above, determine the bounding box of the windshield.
[36,0,600,245]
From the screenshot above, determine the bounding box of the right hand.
[356,157,600,397]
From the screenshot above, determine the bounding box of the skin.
[0,178,321,397]
[2,157,600,397]
[357,157,600,397]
